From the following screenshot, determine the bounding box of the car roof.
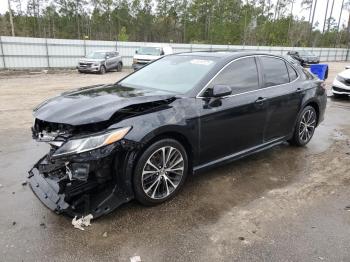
[175,51,283,61]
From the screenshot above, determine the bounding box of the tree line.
[1,0,350,47]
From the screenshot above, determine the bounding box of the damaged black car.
[29,51,327,219]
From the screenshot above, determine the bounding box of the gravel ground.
[0,63,349,262]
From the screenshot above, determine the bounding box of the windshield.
[120,55,218,93]
[86,51,106,59]
[299,51,315,56]
[136,47,162,56]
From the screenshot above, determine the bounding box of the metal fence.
[0,36,349,69]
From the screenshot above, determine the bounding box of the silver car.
[77,50,123,74]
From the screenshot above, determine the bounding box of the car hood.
[134,54,161,61]
[338,69,350,79]
[79,58,105,63]
[33,84,176,126]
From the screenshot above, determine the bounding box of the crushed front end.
[28,119,139,219]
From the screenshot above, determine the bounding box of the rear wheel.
[289,106,317,146]
[117,62,123,72]
[133,139,188,206]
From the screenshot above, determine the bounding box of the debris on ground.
[130,256,142,262]
[12,192,15,194]
[21,181,28,186]
[12,221,16,226]
[72,214,93,231]
[102,232,108,238]
[238,237,245,241]
[40,222,46,228]
[344,206,350,211]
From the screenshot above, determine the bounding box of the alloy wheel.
[141,146,184,200]
[299,109,316,143]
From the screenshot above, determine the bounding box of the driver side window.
[208,57,259,95]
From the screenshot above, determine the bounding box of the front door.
[198,56,268,165]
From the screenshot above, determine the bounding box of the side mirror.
[212,85,232,97]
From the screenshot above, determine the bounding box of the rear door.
[106,52,114,70]
[198,56,269,164]
[257,56,303,142]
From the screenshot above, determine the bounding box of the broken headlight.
[52,127,131,157]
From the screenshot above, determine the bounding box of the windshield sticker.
[190,59,213,66]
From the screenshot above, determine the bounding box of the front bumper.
[76,65,101,72]
[332,79,350,95]
[28,143,137,219]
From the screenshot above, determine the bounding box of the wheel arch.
[137,130,194,175]
[303,100,320,125]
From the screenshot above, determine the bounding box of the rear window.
[260,57,289,87]
[302,68,315,80]
[286,63,298,81]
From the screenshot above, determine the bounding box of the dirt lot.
[0,63,349,262]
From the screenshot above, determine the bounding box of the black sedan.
[29,51,327,219]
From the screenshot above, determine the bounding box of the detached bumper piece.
[28,153,131,219]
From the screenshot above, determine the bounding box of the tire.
[117,62,123,72]
[99,65,106,74]
[289,106,317,146]
[133,138,188,206]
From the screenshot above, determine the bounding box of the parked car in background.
[77,50,123,74]
[132,46,173,71]
[287,51,320,66]
[332,69,350,98]
[29,51,326,218]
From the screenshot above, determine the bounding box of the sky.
[0,0,349,31]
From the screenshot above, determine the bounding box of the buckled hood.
[33,83,175,126]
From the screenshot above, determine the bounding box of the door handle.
[296,88,302,93]
[255,97,267,105]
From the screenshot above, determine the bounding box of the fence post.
[327,48,331,62]
[335,48,338,61]
[0,36,6,69]
[45,38,50,68]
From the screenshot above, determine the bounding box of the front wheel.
[99,65,106,74]
[289,106,317,146]
[133,139,188,206]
